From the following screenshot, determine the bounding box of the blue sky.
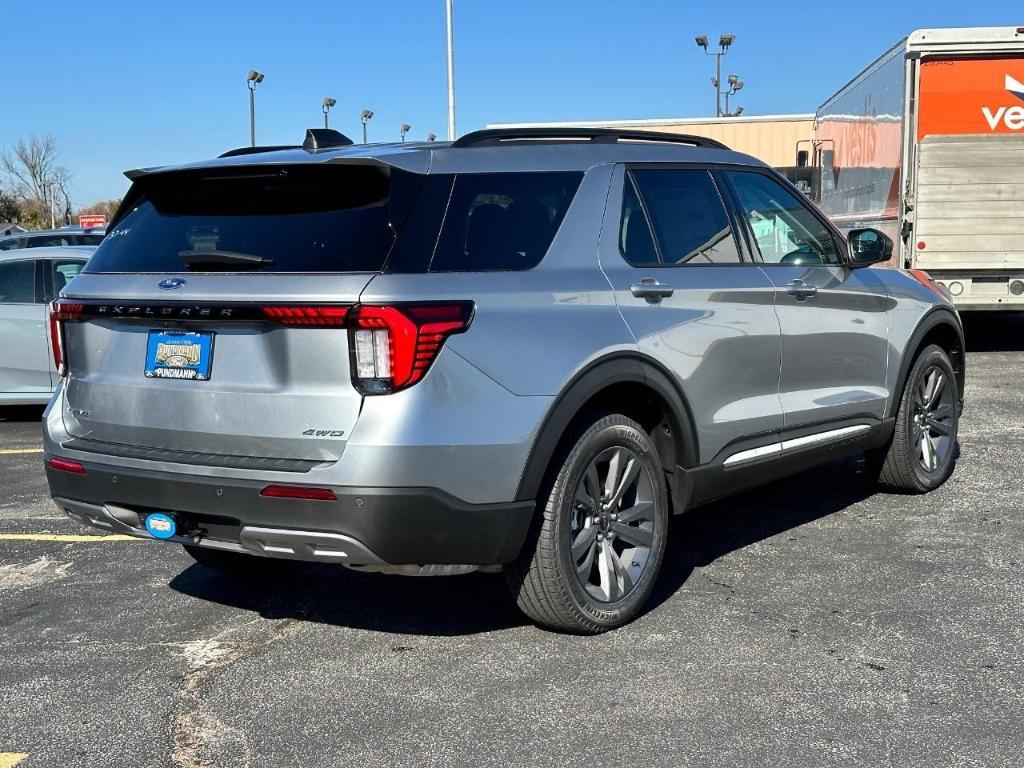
[3,1,1020,206]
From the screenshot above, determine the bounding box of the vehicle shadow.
[0,405,46,423]
[961,310,1024,352]
[169,454,882,636]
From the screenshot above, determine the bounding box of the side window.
[619,176,659,266]
[430,172,582,272]
[27,235,71,248]
[50,259,85,296]
[726,171,840,265]
[0,260,37,303]
[628,169,741,265]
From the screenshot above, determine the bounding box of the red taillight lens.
[350,303,474,394]
[46,457,86,475]
[261,306,349,326]
[260,485,337,501]
[48,301,84,376]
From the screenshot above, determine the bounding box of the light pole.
[694,34,734,117]
[400,123,411,142]
[322,97,337,128]
[724,74,744,117]
[361,109,374,143]
[445,0,456,140]
[246,69,264,146]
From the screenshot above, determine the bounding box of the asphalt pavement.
[1,313,1022,768]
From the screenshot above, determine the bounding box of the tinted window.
[0,260,36,303]
[619,176,659,266]
[726,171,840,265]
[86,165,401,273]
[27,235,71,247]
[51,259,85,296]
[0,239,21,251]
[629,169,740,265]
[76,234,105,245]
[430,172,582,272]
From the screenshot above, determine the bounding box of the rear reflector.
[260,485,337,501]
[46,457,86,475]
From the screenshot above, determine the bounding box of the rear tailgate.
[55,162,411,467]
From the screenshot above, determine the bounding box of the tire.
[872,344,959,493]
[506,414,670,633]
[182,544,293,577]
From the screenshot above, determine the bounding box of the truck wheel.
[872,344,959,493]
[507,414,669,633]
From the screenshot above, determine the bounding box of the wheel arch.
[514,353,699,505]
[889,307,965,419]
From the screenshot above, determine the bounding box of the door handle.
[630,278,674,303]
[785,279,817,301]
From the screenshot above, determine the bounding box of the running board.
[723,425,872,468]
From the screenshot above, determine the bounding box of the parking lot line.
[0,533,137,542]
[0,448,43,455]
[0,754,28,768]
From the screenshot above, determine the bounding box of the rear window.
[86,165,399,274]
[429,172,582,271]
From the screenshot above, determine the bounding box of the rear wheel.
[872,344,959,493]
[507,414,669,633]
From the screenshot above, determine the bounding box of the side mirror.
[847,228,893,267]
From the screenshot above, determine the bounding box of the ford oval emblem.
[159,278,187,290]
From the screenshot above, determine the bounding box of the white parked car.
[0,246,95,404]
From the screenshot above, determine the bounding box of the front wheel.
[507,414,669,633]
[872,344,959,493]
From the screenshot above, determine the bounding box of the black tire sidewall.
[901,345,959,490]
[550,416,669,628]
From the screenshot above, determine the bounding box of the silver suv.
[43,127,964,633]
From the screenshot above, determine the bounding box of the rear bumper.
[45,459,535,566]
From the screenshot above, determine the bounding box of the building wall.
[487,115,814,168]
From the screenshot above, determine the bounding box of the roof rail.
[451,127,729,150]
[218,145,300,158]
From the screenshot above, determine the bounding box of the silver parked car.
[43,127,964,632]
[0,227,105,251]
[0,246,94,404]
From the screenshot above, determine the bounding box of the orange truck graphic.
[812,27,1024,309]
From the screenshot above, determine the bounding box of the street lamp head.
[710,76,718,87]
[734,106,744,116]
[322,97,337,109]
[733,80,744,91]
[695,35,709,49]
[247,70,264,84]
[427,132,437,142]
[400,123,411,134]
[719,34,735,49]
[361,109,374,121]
[727,73,739,85]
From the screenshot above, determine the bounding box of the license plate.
[145,330,214,381]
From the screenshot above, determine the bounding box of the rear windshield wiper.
[178,250,274,270]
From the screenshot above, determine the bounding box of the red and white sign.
[78,214,107,229]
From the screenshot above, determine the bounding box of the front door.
[721,170,891,437]
[0,258,51,395]
[599,164,784,483]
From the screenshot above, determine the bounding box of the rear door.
[58,163,404,465]
[721,169,890,433]
[599,164,783,474]
[0,258,51,395]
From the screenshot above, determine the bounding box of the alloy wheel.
[912,365,955,473]
[568,446,657,602]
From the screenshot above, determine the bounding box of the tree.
[0,188,21,224]
[2,134,71,227]
[77,198,122,220]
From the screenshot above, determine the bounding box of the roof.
[124,129,767,181]
[0,245,96,262]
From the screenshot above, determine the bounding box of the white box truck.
[811,26,1024,309]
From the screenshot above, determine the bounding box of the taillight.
[261,301,474,395]
[349,303,474,394]
[48,300,84,376]
[261,306,349,326]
